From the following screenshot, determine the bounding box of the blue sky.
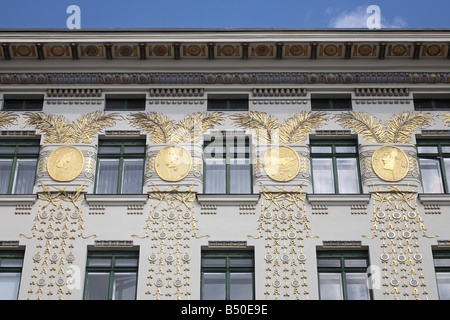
[0,0,448,29]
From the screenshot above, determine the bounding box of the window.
[95,140,145,194]
[433,250,450,300]
[310,141,361,194]
[414,98,450,110]
[207,95,248,111]
[311,97,352,111]
[105,96,145,111]
[317,250,371,300]
[0,141,39,194]
[201,250,254,300]
[2,97,43,111]
[203,134,252,194]
[0,251,24,300]
[84,251,139,300]
[417,141,450,193]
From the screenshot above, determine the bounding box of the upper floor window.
[0,141,39,194]
[201,249,254,300]
[84,251,139,300]
[414,98,450,111]
[310,141,361,194]
[317,250,371,300]
[0,250,24,300]
[207,94,248,111]
[105,95,146,111]
[311,95,352,111]
[95,140,145,194]
[2,95,43,111]
[433,250,450,300]
[417,141,450,193]
[203,133,252,194]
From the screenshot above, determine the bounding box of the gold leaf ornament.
[0,112,19,129]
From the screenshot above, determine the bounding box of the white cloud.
[328,6,407,29]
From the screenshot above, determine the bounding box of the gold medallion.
[372,146,409,182]
[47,146,84,182]
[155,146,192,182]
[263,146,300,182]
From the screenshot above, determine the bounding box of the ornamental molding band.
[334,111,433,144]
[2,72,450,85]
[24,111,121,144]
[248,184,317,300]
[364,185,437,300]
[20,183,93,300]
[131,185,207,300]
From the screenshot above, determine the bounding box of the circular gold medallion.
[47,146,84,182]
[155,146,192,182]
[372,146,409,182]
[263,146,300,182]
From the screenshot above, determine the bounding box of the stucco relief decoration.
[334,111,433,181]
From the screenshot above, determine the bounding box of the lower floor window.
[433,250,450,300]
[317,250,371,300]
[201,250,254,300]
[0,251,24,300]
[84,251,138,300]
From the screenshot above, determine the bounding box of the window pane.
[123,146,145,154]
[204,158,226,194]
[112,272,137,300]
[115,258,138,267]
[0,273,21,299]
[12,159,37,194]
[434,258,450,267]
[0,159,13,194]
[203,273,226,300]
[17,146,39,154]
[436,273,450,300]
[88,258,111,267]
[85,272,110,300]
[444,159,450,194]
[0,259,23,268]
[318,259,341,268]
[344,259,367,268]
[311,146,332,153]
[0,147,15,154]
[121,159,144,194]
[346,273,370,300]
[312,158,335,193]
[96,159,120,194]
[203,258,226,268]
[336,158,359,194]
[419,158,444,193]
[319,273,343,300]
[230,273,253,300]
[229,158,251,194]
[335,146,356,153]
[417,146,438,154]
[230,259,253,268]
[99,146,121,154]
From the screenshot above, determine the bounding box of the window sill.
[85,194,148,206]
[197,194,260,206]
[307,194,371,206]
[0,194,37,205]
[418,193,450,205]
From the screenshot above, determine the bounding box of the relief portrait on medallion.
[155,146,192,182]
[263,146,300,182]
[47,146,85,182]
[372,146,409,182]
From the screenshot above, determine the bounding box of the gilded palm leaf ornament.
[0,112,19,129]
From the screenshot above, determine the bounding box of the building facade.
[0,29,450,300]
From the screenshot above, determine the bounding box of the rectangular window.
[414,98,450,111]
[201,250,254,300]
[0,141,39,194]
[2,96,43,111]
[95,140,145,194]
[433,250,450,300]
[207,95,248,111]
[310,141,361,194]
[84,251,139,300]
[0,251,24,300]
[317,250,371,300]
[311,97,352,111]
[203,134,251,194]
[417,141,450,193]
[105,96,145,111]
